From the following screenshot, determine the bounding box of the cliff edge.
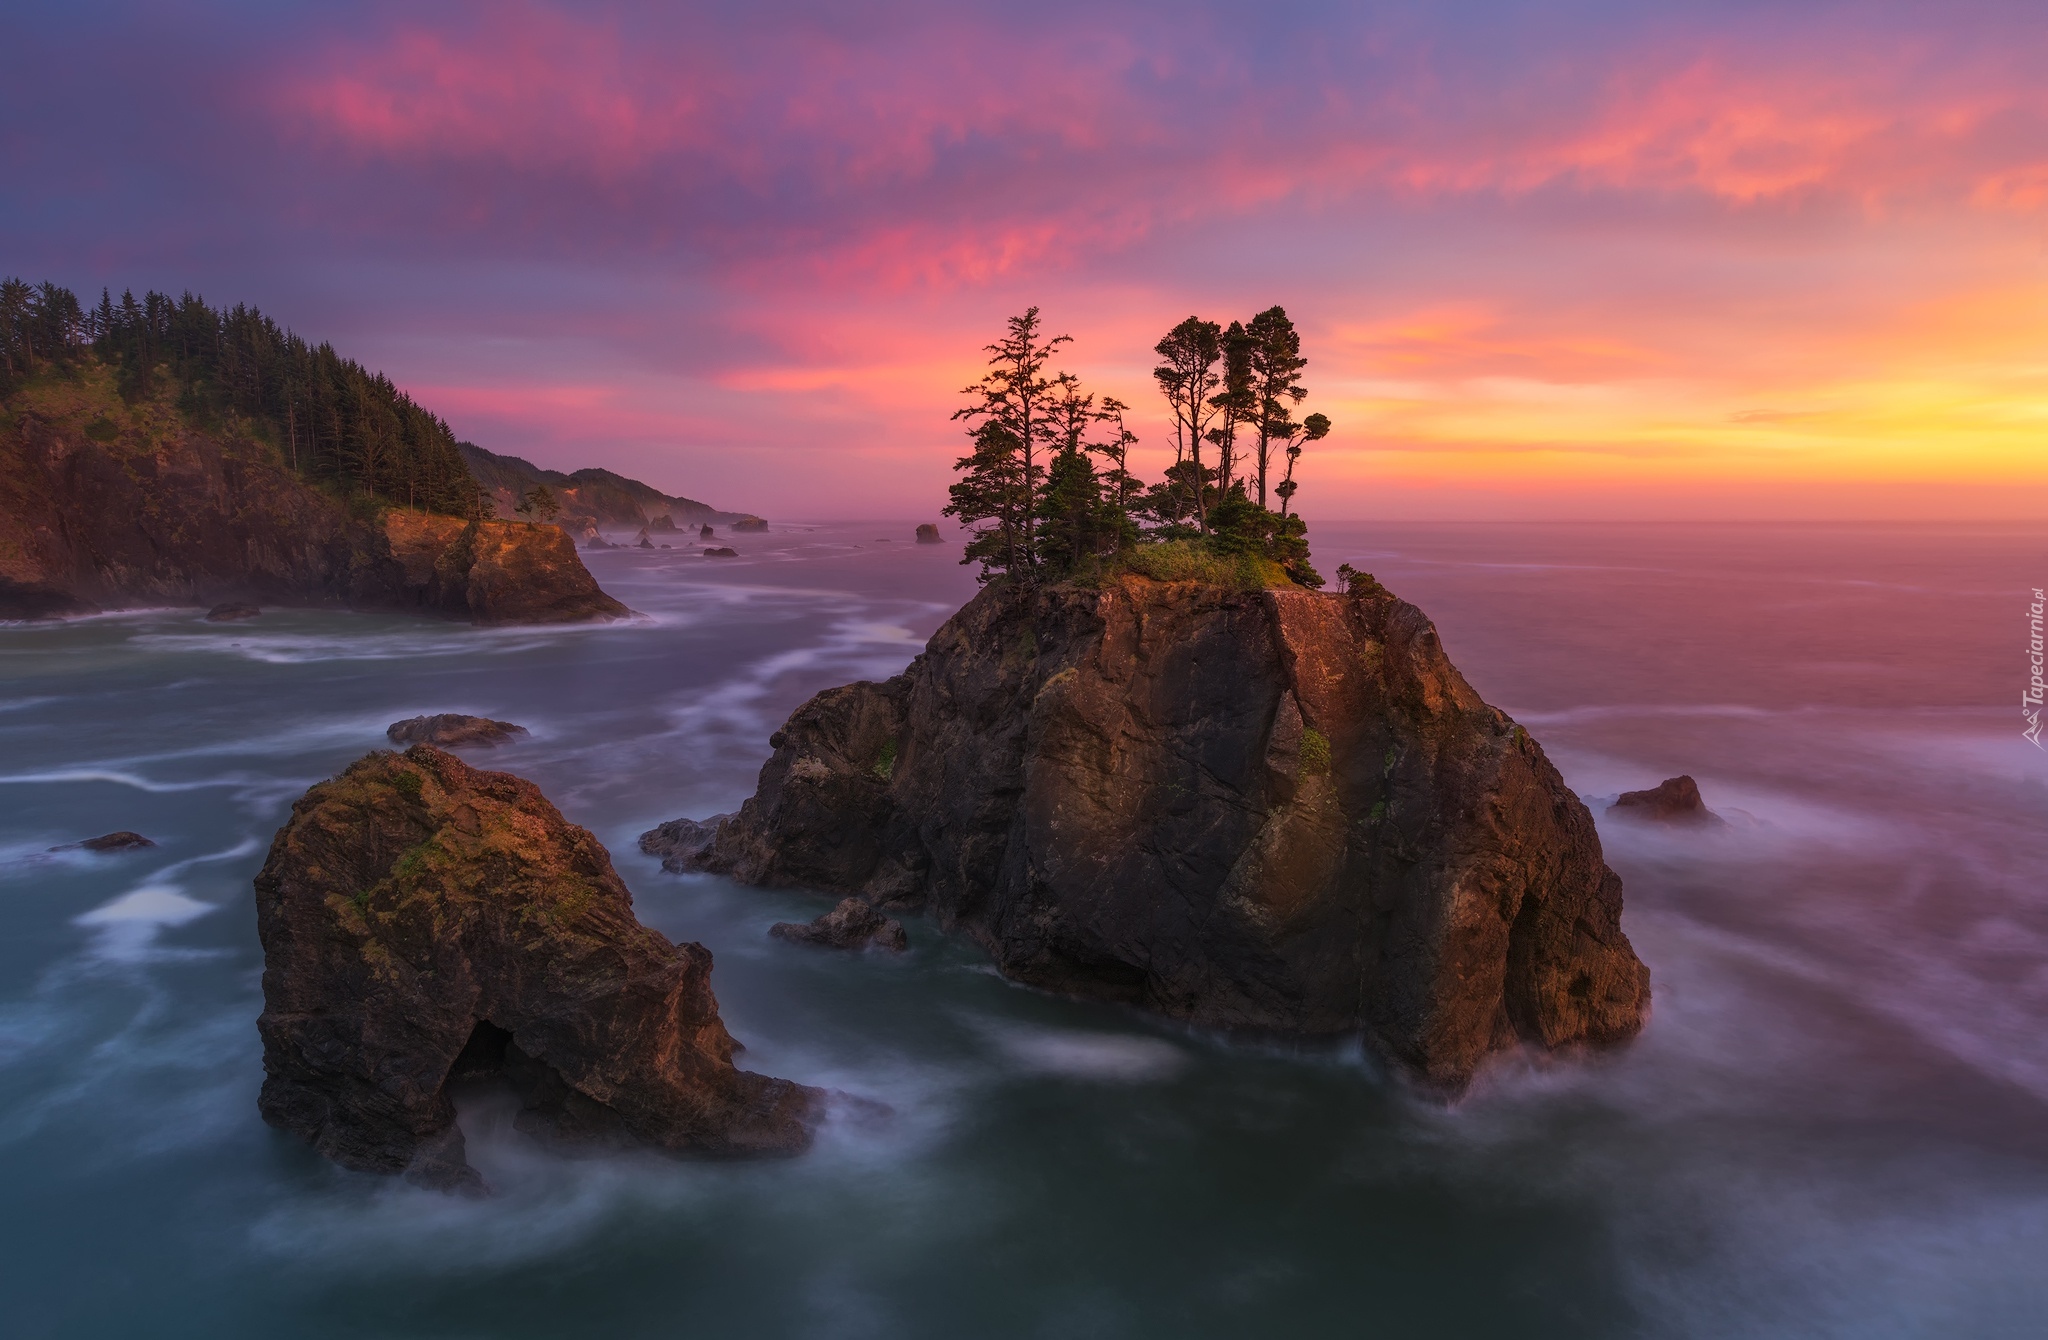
[658,574,1649,1092]
[0,363,628,623]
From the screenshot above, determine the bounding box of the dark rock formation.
[640,816,726,870]
[635,527,654,549]
[770,897,908,952]
[205,601,261,622]
[1,579,98,619]
[254,746,822,1190]
[915,524,942,544]
[0,368,631,625]
[664,575,1649,1092]
[700,524,716,539]
[387,714,530,748]
[648,515,676,533]
[731,516,769,533]
[49,831,156,853]
[704,547,739,558]
[1610,775,1723,825]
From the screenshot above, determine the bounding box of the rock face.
[386,714,529,748]
[915,524,942,544]
[669,575,1649,1092]
[0,365,630,625]
[382,515,632,625]
[1610,775,1723,825]
[770,897,909,952]
[255,746,822,1190]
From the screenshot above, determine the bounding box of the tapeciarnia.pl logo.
[2026,587,2045,748]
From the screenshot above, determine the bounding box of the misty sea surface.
[2,519,2044,1340]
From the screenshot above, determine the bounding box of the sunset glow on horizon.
[6,0,2045,519]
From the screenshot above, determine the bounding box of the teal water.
[2,521,2044,1338]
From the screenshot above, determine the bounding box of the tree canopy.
[946,306,1332,588]
[2,276,477,516]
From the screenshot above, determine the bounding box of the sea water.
[1,521,2043,1339]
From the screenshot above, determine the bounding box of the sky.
[5,0,2046,520]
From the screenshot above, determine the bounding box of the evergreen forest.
[1,277,477,515]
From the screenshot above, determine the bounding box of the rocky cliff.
[0,364,628,623]
[256,745,820,1190]
[661,574,1649,1092]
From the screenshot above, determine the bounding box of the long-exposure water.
[2,520,2043,1339]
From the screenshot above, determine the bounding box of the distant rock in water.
[205,601,261,622]
[254,745,823,1191]
[386,713,529,748]
[700,524,716,539]
[704,547,739,558]
[661,574,1649,1093]
[770,897,908,952]
[1610,775,1724,825]
[731,516,769,533]
[635,527,654,549]
[648,514,677,533]
[49,831,156,853]
[915,524,942,544]
[584,536,614,550]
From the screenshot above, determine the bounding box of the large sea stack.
[256,745,820,1190]
[659,575,1649,1092]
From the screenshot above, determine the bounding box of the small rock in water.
[731,516,769,533]
[770,897,909,952]
[704,547,740,558]
[1610,775,1724,824]
[700,524,716,539]
[639,815,727,871]
[204,602,261,622]
[915,524,942,544]
[49,831,156,853]
[386,713,530,747]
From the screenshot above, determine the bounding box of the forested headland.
[1,277,476,515]
[946,307,1334,590]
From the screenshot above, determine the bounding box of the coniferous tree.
[949,308,1070,577]
[945,420,1031,579]
[1152,316,1223,531]
[1245,306,1308,509]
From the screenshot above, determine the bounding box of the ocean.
[2,520,2043,1339]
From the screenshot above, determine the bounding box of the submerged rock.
[704,547,739,558]
[1610,775,1724,825]
[662,574,1649,1093]
[915,524,942,544]
[770,897,909,952]
[254,746,822,1191]
[204,601,261,622]
[49,831,156,853]
[386,713,529,748]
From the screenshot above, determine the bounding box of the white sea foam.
[978,1021,1188,1082]
[74,883,218,961]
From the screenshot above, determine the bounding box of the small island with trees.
[946,307,1332,590]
